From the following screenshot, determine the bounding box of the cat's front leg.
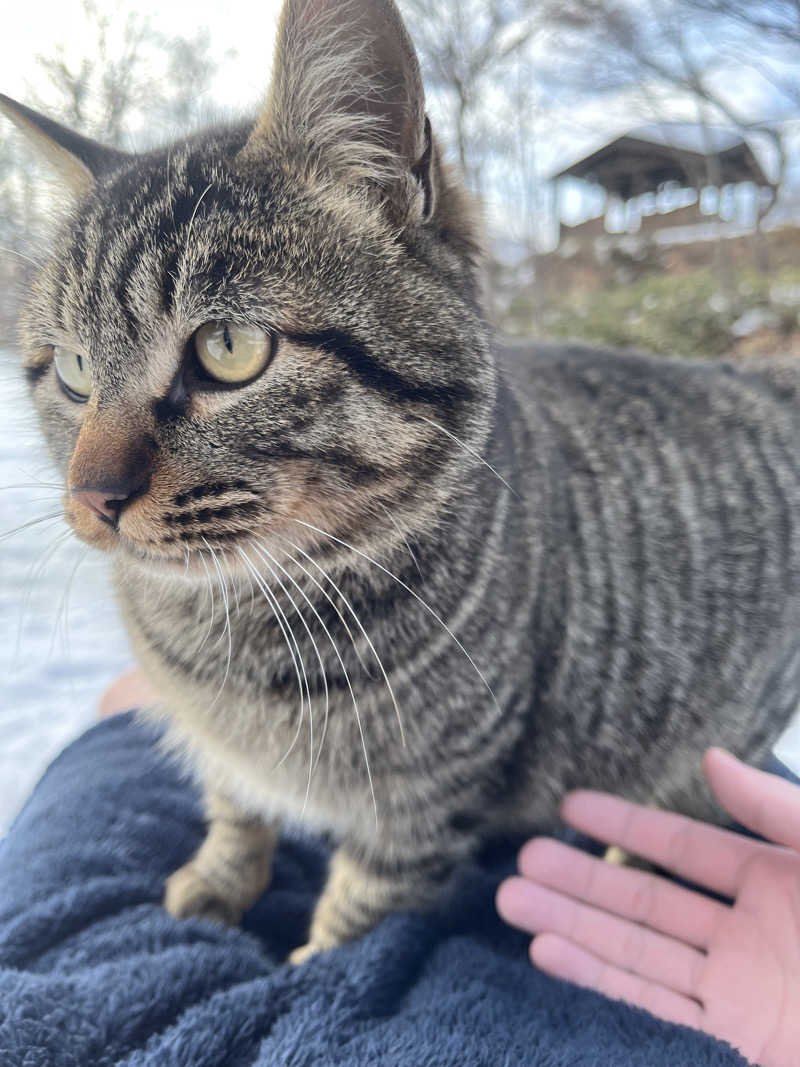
[289,844,454,964]
[164,789,280,925]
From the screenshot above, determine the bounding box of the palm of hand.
[699,852,800,1065]
[496,750,800,1067]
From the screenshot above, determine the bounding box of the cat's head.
[3,0,493,580]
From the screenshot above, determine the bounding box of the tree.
[33,1,226,149]
[0,4,229,335]
[35,1,155,148]
[398,0,554,195]
[158,28,225,131]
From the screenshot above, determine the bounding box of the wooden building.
[550,123,772,253]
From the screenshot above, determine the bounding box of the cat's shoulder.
[494,337,730,381]
[493,338,800,408]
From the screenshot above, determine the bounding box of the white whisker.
[249,541,324,813]
[290,518,501,717]
[273,539,371,676]
[150,564,173,614]
[195,549,217,654]
[14,527,73,662]
[413,413,517,496]
[0,511,64,542]
[50,545,90,662]
[202,538,233,712]
[0,245,42,269]
[254,539,379,826]
[237,546,308,770]
[243,563,257,616]
[221,552,241,616]
[204,539,231,648]
[187,182,214,240]
[0,481,65,492]
[275,532,406,749]
[373,499,422,579]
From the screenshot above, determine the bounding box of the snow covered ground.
[0,350,132,831]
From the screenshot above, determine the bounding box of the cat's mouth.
[116,522,273,577]
[114,524,330,591]
[118,534,223,565]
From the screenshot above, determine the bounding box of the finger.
[530,933,703,1032]
[497,877,705,999]
[516,838,725,949]
[560,790,776,898]
[704,747,800,856]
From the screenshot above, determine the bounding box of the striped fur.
[9,0,800,958]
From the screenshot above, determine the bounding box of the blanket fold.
[0,714,748,1066]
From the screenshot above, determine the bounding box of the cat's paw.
[603,845,629,866]
[288,941,325,966]
[603,844,654,873]
[164,862,242,926]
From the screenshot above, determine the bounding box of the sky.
[2,0,283,116]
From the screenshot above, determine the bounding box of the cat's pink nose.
[71,488,131,526]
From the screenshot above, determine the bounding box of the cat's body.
[124,340,800,857]
[4,0,800,959]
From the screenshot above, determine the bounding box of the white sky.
[3,0,283,115]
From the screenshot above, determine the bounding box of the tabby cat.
[4,0,800,963]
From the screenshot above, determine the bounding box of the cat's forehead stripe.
[55,139,239,347]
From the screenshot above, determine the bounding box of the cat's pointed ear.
[240,0,434,221]
[0,93,129,197]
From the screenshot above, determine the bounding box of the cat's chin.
[65,520,186,571]
[65,512,119,553]
[118,539,214,578]
[117,535,253,585]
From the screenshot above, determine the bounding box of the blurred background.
[1,0,799,828]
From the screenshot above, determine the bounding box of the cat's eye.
[193,322,274,385]
[53,346,92,401]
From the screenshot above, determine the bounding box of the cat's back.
[495,338,800,589]
[490,340,800,816]
[495,339,800,483]
[498,338,800,425]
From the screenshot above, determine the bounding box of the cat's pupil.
[76,355,83,373]
[223,325,233,353]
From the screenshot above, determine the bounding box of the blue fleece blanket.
[0,713,751,1066]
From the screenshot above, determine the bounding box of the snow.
[0,350,132,832]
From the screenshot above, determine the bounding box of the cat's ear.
[240,0,435,222]
[0,93,129,197]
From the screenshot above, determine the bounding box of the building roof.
[550,122,770,199]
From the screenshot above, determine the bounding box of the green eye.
[53,346,92,401]
[194,322,274,385]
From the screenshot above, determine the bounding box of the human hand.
[496,749,800,1067]
[98,668,159,718]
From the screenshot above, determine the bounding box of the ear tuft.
[0,93,129,197]
[239,0,431,219]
